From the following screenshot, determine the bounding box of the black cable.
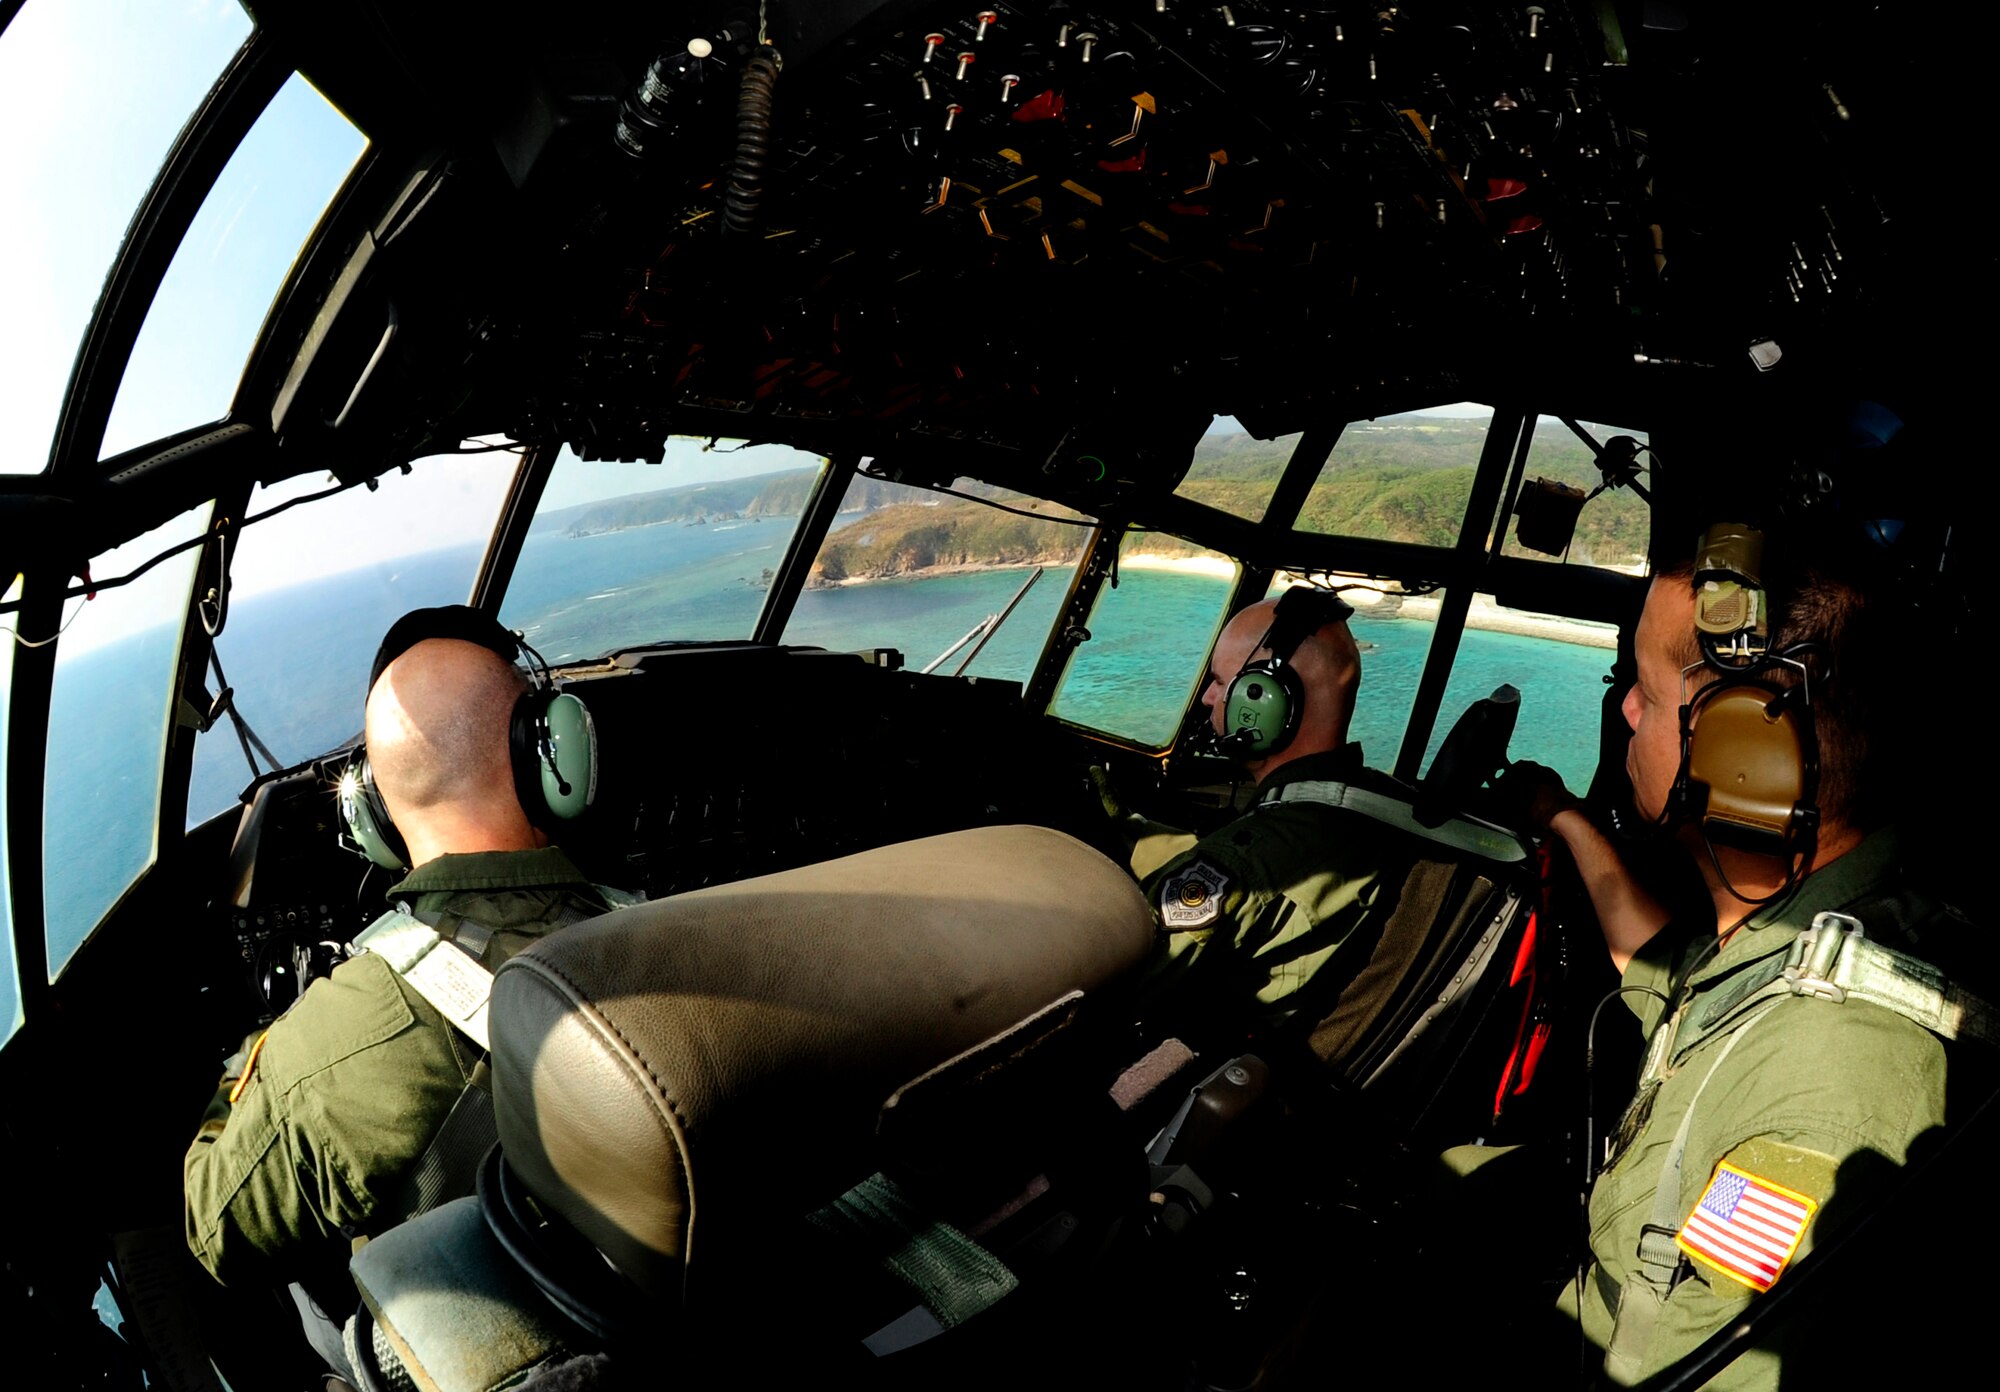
[477,1147,641,1346]
[1582,984,1673,1183]
[208,645,282,774]
[1697,830,1814,908]
[512,633,572,796]
[0,471,378,623]
[1575,980,1671,1380]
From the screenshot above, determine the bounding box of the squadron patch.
[1159,860,1229,930]
[1676,1160,1817,1292]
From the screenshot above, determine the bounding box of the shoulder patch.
[1159,860,1229,930]
[1676,1159,1818,1292]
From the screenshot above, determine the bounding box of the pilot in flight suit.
[183,609,629,1320]
[1138,742,1409,1028]
[1108,587,1410,1039]
[1498,540,1992,1389]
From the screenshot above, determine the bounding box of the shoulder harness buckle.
[1782,911,1861,1003]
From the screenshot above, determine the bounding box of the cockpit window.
[1173,417,1299,522]
[1494,418,1651,573]
[45,502,215,980]
[781,472,1088,679]
[1418,590,1618,791]
[1048,533,1239,749]
[0,577,19,1045]
[100,72,368,461]
[186,454,520,827]
[500,441,829,663]
[0,0,253,475]
[1294,406,1493,544]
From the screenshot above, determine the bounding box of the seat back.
[1293,686,1543,1141]
[486,824,1156,1305]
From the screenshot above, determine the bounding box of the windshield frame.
[3,23,332,1032]
[43,30,290,479]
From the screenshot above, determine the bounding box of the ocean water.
[39,514,1617,972]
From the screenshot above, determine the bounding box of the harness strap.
[1786,912,2000,1045]
[354,909,496,1051]
[395,1061,496,1224]
[349,884,630,1053]
[1670,912,2000,1074]
[1604,1004,1778,1384]
[806,1171,1019,1355]
[1259,779,1530,864]
[357,886,630,1224]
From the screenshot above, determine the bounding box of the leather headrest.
[488,825,1154,1304]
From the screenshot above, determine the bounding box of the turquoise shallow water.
[201,515,1614,798]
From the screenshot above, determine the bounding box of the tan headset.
[1669,522,1822,869]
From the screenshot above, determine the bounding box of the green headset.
[338,606,598,871]
[1216,586,1355,757]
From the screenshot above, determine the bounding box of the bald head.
[1200,594,1362,781]
[364,638,541,866]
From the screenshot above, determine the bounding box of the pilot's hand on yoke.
[1493,759,1582,835]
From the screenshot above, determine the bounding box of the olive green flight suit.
[184,847,619,1301]
[1136,746,1405,1027]
[1576,829,1967,1388]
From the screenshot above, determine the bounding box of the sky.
[0,0,255,476]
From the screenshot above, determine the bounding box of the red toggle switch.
[1012,88,1066,122]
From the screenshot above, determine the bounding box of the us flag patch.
[1676,1161,1817,1292]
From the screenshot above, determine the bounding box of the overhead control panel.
[250,2,1923,498]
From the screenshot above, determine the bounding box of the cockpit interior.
[0,1,1983,1388]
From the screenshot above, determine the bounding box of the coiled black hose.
[722,46,780,238]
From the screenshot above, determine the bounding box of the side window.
[1297,406,1493,544]
[46,503,214,978]
[1049,533,1239,749]
[501,442,832,662]
[187,455,519,826]
[1421,591,1618,789]
[1173,418,1300,522]
[102,73,368,459]
[0,1,253,473]
[1497,418,1650,572]
[781,473,1089,679]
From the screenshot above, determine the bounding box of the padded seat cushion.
[489,825,1154,1303]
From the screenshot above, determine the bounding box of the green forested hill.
[1176,417,1649,566]
[535,469,934,536]
[811,498,1089,583]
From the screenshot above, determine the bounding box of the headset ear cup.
[1223,661,1304,754]
[340,754,408,870]
[1684,681,1810,852]
[539,692,597,821]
